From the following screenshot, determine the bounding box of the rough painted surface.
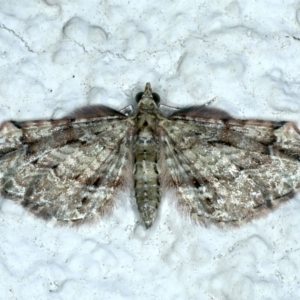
[1,0,300,299]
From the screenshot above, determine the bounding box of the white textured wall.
[1,1,300,299]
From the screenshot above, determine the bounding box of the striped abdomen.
[133,111,160,228]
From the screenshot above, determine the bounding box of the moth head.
[135,82,160,105]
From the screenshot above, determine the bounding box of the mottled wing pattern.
[159,112,300,226]
[1,82,300,229]
[0,109,134,224]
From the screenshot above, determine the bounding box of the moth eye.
[152,93,160,105]
[135,92,161,104]
[135,92,144,103]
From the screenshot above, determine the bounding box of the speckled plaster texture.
[1,1,300,299]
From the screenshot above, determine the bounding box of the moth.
[0,83,300,228]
